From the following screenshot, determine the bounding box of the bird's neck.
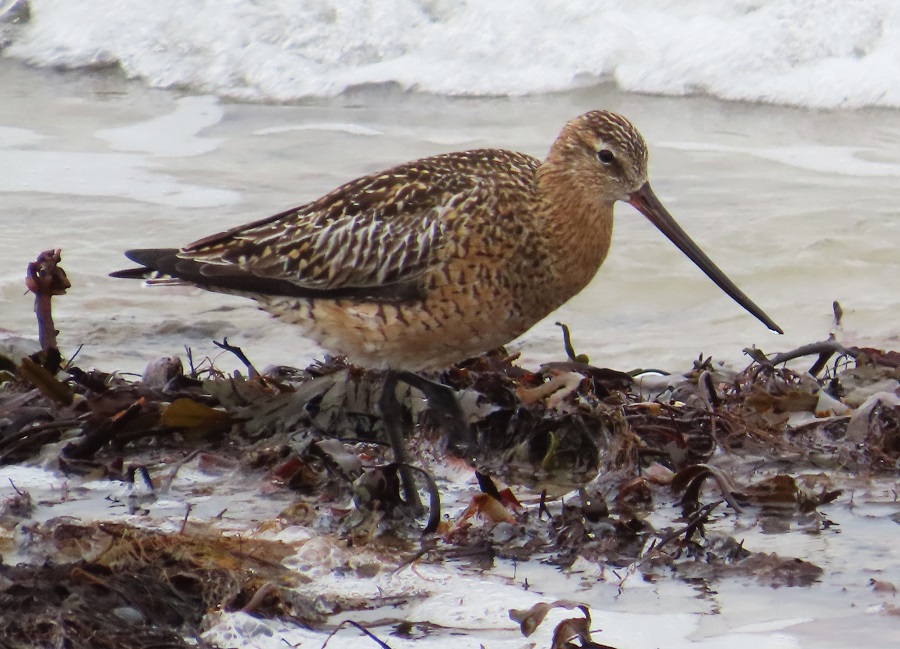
[534,163,616,303]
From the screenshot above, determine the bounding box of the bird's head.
[548,109,649,204]
[545,109,783,334]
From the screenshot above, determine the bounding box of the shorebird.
[113,110,781,507]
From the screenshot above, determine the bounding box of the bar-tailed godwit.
[114,110,781,508]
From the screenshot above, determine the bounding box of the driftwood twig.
[213,337,260,378]
[745,338,859,376]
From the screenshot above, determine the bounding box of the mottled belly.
[255,284,525,371]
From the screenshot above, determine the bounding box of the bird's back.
[120,148,550,369]
[178,149,540,298]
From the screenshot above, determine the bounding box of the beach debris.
[0,519,324,649]
[352,461,441,534]
[141,355,184,388]
[455,492,517,526]
[556,321,590,364]
[0,479,32,527]
[159,397,233,431]
[16,356,74,405]
[4,252,900,645]
[25,249,70,355]
[510,601,616,649]
[510,599,590,637]
[321,620,394,649]
[213,337,260,379]
[869,578,897,596]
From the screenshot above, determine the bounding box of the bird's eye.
[597,149,615,164]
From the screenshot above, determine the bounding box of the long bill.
[628,182,783,334]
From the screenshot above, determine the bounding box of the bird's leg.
[392,373,499,500]
[379,369,423,508]
[391,370,477,463]
[380,370,480,510]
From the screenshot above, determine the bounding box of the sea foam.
[3,0,900,109]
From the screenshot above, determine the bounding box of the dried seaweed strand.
[25,249,71,352]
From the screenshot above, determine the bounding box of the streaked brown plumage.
[114,110,781,371]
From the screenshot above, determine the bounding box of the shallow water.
[2,60,900,376]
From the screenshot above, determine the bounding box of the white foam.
[7,0,900,109]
